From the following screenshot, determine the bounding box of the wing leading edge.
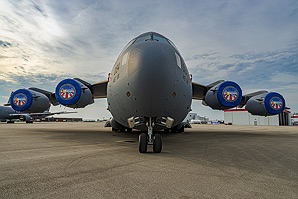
[192,80,225,100]
[90,80,108,99]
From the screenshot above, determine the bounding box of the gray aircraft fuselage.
[107,32,192,130]
[0,106,18,121]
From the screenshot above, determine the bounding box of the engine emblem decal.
[59,84,76,100]
[222,86,238,102]
[13,93,27,107]
[270,97,283,110]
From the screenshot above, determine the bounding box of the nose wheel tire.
[139,133,148,153]
[153,133,162,153]
[139,133,163,153]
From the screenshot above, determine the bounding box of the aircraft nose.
[128,42,176,98]
[127,42,178,116]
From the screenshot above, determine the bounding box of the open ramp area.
[0,123,297,198]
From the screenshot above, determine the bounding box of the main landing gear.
[139,118,162,153]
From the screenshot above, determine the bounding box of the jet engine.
[55,79,94,108]
[204,81,242,110]
[245,92,285,116]
[10,89,50,113]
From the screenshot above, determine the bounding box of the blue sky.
[0,0,297,120]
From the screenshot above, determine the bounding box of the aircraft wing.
[30,78,108,103]
[9,111,77,120]
[8,78,108,113]
[192,80,268,106]
[192,80,286,116]
[236,90,289,109]
[28,87,59,105]
[90,80,108,98]
[192,80,224,100]
[237,90,268,108]
[192,82,207,100]
[28,111,78,117]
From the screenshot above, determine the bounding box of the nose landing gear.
[138,133,162,153]
[138,117,162,153]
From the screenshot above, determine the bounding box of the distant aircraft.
[0,106,76,123]
[7,32,286,153]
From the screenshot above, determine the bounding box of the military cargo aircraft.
[0,105,76,123]
[7,32,286,153]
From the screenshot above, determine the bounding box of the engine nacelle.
[246,92,285,116]
[55,79,94,108]
[10,89,50,113]
[204,81,242,110]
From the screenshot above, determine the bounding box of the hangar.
[224,108,291,126]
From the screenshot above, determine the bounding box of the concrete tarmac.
[0,122,297,199]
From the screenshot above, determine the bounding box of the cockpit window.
[134,32,180,51]
[135,33,170,44]
[153,35,168,43]
[135,34,152,42]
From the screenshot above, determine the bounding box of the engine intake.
[204,81,242,110]
[10,89,50,113]
[245,92,285,116]
[55,79,94,108]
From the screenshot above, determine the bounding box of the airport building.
[291,114,298,126]
[224,108,291,126]
[183,112,209,124]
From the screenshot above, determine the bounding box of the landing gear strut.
[138,117,162,153]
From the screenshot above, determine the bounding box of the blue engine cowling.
[245,92,285,116]
[204,81,242,110]
[10,89,50,113]
[55,79,94,108]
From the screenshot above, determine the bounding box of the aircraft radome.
[7,32,286,153]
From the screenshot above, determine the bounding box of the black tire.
[139,133,147,153]
[178,126,184,133]
[112,128,121,132]
[153,133,162,153]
